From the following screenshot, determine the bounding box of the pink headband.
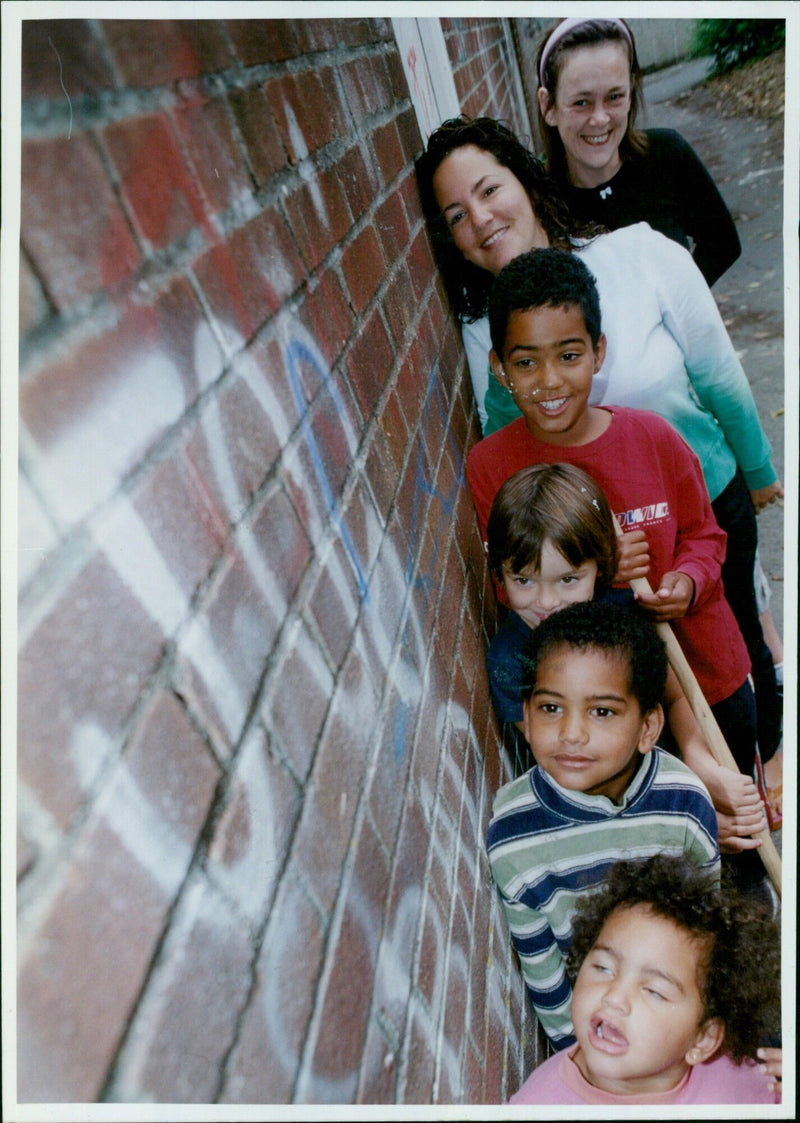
[539,17,633,87]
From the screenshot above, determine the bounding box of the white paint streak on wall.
[25,351,186,527]
[91,498,190,635]
[177,606,247,743]
[206,722,280,925]
[94,759,194,896]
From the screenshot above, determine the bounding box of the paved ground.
[643,59,788,860]
[644,58,787,641]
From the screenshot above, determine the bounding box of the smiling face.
[491,303,606,445]
[539,42,632,188]
[571,905,724,1097]
[503,539,598,629]
[432,145,549,276]
[523,644,662,801]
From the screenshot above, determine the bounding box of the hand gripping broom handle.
[614,524,781,894]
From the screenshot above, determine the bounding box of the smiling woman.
[534,17,742,288]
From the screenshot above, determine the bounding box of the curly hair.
[487,463,617,589]
[523,599,667,714]
[415,116,600,322]
[488,248,602,355]
[535,18,648,181]
[566,855,781,1062]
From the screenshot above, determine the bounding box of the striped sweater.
[487,748,720,1049]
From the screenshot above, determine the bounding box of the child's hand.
[702,764,764,818]
[634,571,694,620]
[613,529,650,584]
[757,1047,782,1097]
[751,481,784,511]
[717,809,767,852]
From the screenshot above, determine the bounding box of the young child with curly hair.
[510,854,781,1105]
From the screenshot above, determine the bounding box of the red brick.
[367,683,416,853]
[374,190,411,265]
[340,54,395,123]
[18,555,165,829]
[442,897,471,1045]
[220,871,324,1103]
[406,227,436,304]
[462,1041,485,1103]
[181,361,284,530]
[382,262,416,350]
[364,434,397,521]
[341,225,386,316]
[306,819,388,1101]
[396,106,423,166]
[17,820,171,1101]
[227,84,287,186]
[306,536,362,672]
[371,119,405,187]
[266,623,334,781]
[377,387,409,471]
[298,268,354,369]
[288,377,359,527]
[368,794,428,1041]
[338,18,393,47]
[104,112,209,250]
[21,133,140,310]
[173,502,307,748]
[103,20,233,86]
[115,880,253,1102]
[338,142,381,223]
[265,67,349,162]
[285,166,352,272]
[402,1000,437,1103]
[193,206,304,346]
[22,20,114,99]
[226,20,304,65]
[360,536,408,673]
[356,1019,398,1104]
[346,308,394,420]
[173,93,252,213]
[126,690,221,845]
[291,651,379,916]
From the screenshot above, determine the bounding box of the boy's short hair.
[523,600,667,714]
[566,854,781,1062]
[487,463,618,588]
[489,248,601,356]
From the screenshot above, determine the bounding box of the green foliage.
[691,19,785,75]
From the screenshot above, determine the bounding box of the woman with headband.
[535,17,741,287]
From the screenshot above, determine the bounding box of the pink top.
[510,1044,779,1105]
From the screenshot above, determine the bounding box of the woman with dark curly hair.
[509,854,781,1105]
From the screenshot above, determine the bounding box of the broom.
[615,524,781,895]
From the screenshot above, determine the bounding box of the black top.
[560,128,741,287]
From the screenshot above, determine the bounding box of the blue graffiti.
[285,337,369,599]
[404,362,464,591]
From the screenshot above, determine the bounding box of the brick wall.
[16,15,542,1106]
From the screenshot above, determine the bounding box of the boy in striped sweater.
[487,600,719,1050]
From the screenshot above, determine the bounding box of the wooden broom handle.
[613,522,781,894]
